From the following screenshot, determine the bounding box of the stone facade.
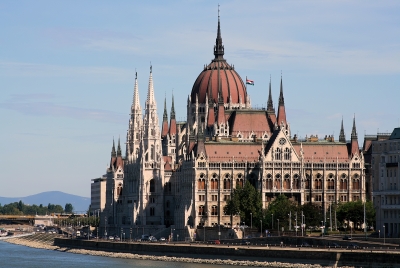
[98,16,365,236]
[371,128,400,237]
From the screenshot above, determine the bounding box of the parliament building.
[99,16,365,238]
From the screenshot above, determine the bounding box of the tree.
[223,180,262,227]
[336,201,375,229]
[265,195,298,230]
[300,203,322,228]
[65,203,74,213]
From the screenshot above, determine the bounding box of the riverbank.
[6,234,339,268]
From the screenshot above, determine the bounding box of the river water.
[0,241,235,268]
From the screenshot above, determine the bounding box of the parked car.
[159,237,166,242]
[343,235,352,240]
[149,236,157,242]
[114,236,120,241]
[108,236,114,240]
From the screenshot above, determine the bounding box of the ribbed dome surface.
[191,60,247,104]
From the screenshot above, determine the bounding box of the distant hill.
[0,191,90,213]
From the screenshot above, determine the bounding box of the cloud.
[0,95,125,124]
[0,61,133,81]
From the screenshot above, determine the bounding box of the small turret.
[339,117,346,143]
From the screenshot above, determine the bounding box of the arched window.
[284,148,290,160]
[211,175,219,190]
[284,174,290,189]
[328,179,335,190]
[150,207,155,216]
[198,178,205,190]
[151,145,154,160]
[353,179,360,190]
[211,205,218,216]
[236,174,244,188]
[340,179,348,190]
[249,173,257,188]
[266,178,273,190]
[224,176,231,190]
[198,205,205,216]
[293,174,299,189]
[150,179,155,192]
[275,174,281,189]
[275,148,282,160]
[117,183,123,195]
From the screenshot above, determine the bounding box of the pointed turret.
[267,76,274,113]
[267,76,277,128]
[161,96,169,137]
[132,72,141,112]
[350,115,359,156]
[146,65,156,105]
[339,117,346,143]
[111,138,116,157]
[169,93,177,136]
[126,71,142,162]
[276,75,287,128]
[213,6,224,60]
[117,137,122,156]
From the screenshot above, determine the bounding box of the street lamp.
[250,213,253,229]
[321,221,324,237]
[277,219,280,236]
[260,220,262,237]
[243,221,246,238]
[272,214,274,230]
[383,225,386,245]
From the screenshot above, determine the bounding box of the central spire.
[214,5,224,60]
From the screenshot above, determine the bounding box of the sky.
[0,1,399,198]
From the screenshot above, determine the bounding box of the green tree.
[337,201,375,229]
[300,202,323,228]
[265,195,298,230]
[65,203,74,213]
[223,181,262,227]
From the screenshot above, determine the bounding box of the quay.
[54,236,400,267]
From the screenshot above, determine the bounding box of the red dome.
[191,60,247,105]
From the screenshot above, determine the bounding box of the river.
[1,241,235,268]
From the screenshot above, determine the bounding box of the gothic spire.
[339,117,346,142]
[267,75,274,112]
[214,5,224,60]
[278,74,284,106]
[276,74,287,128]
[171,92,176,120]
[146,65,155,105]
[117,137,122,156]
[350,114,359,156]
[351,115,357,139]
[111,138,116,157]
[132,71,141,112]
[163,95,168,122]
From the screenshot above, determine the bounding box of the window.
[150,179,155,192]
[212,195,218,201]
[314,179,322,190]
[150,197,155,203]
[211,178,219,190]
[275,148,281,160]
[224,178,231,190]
[198,205,205,216]
[150,207,155,216]
[353,179,360,190]
[199,195,205,201]
[340,179,348,190]
[284,148,290,160]
[198,178,205,190]
[328,179,335,190]
[224,195,230,201]
[266,179,273,190]
[236,177,244,188]
[211,205,218,216]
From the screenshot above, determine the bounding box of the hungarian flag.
[246,79,254,86]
